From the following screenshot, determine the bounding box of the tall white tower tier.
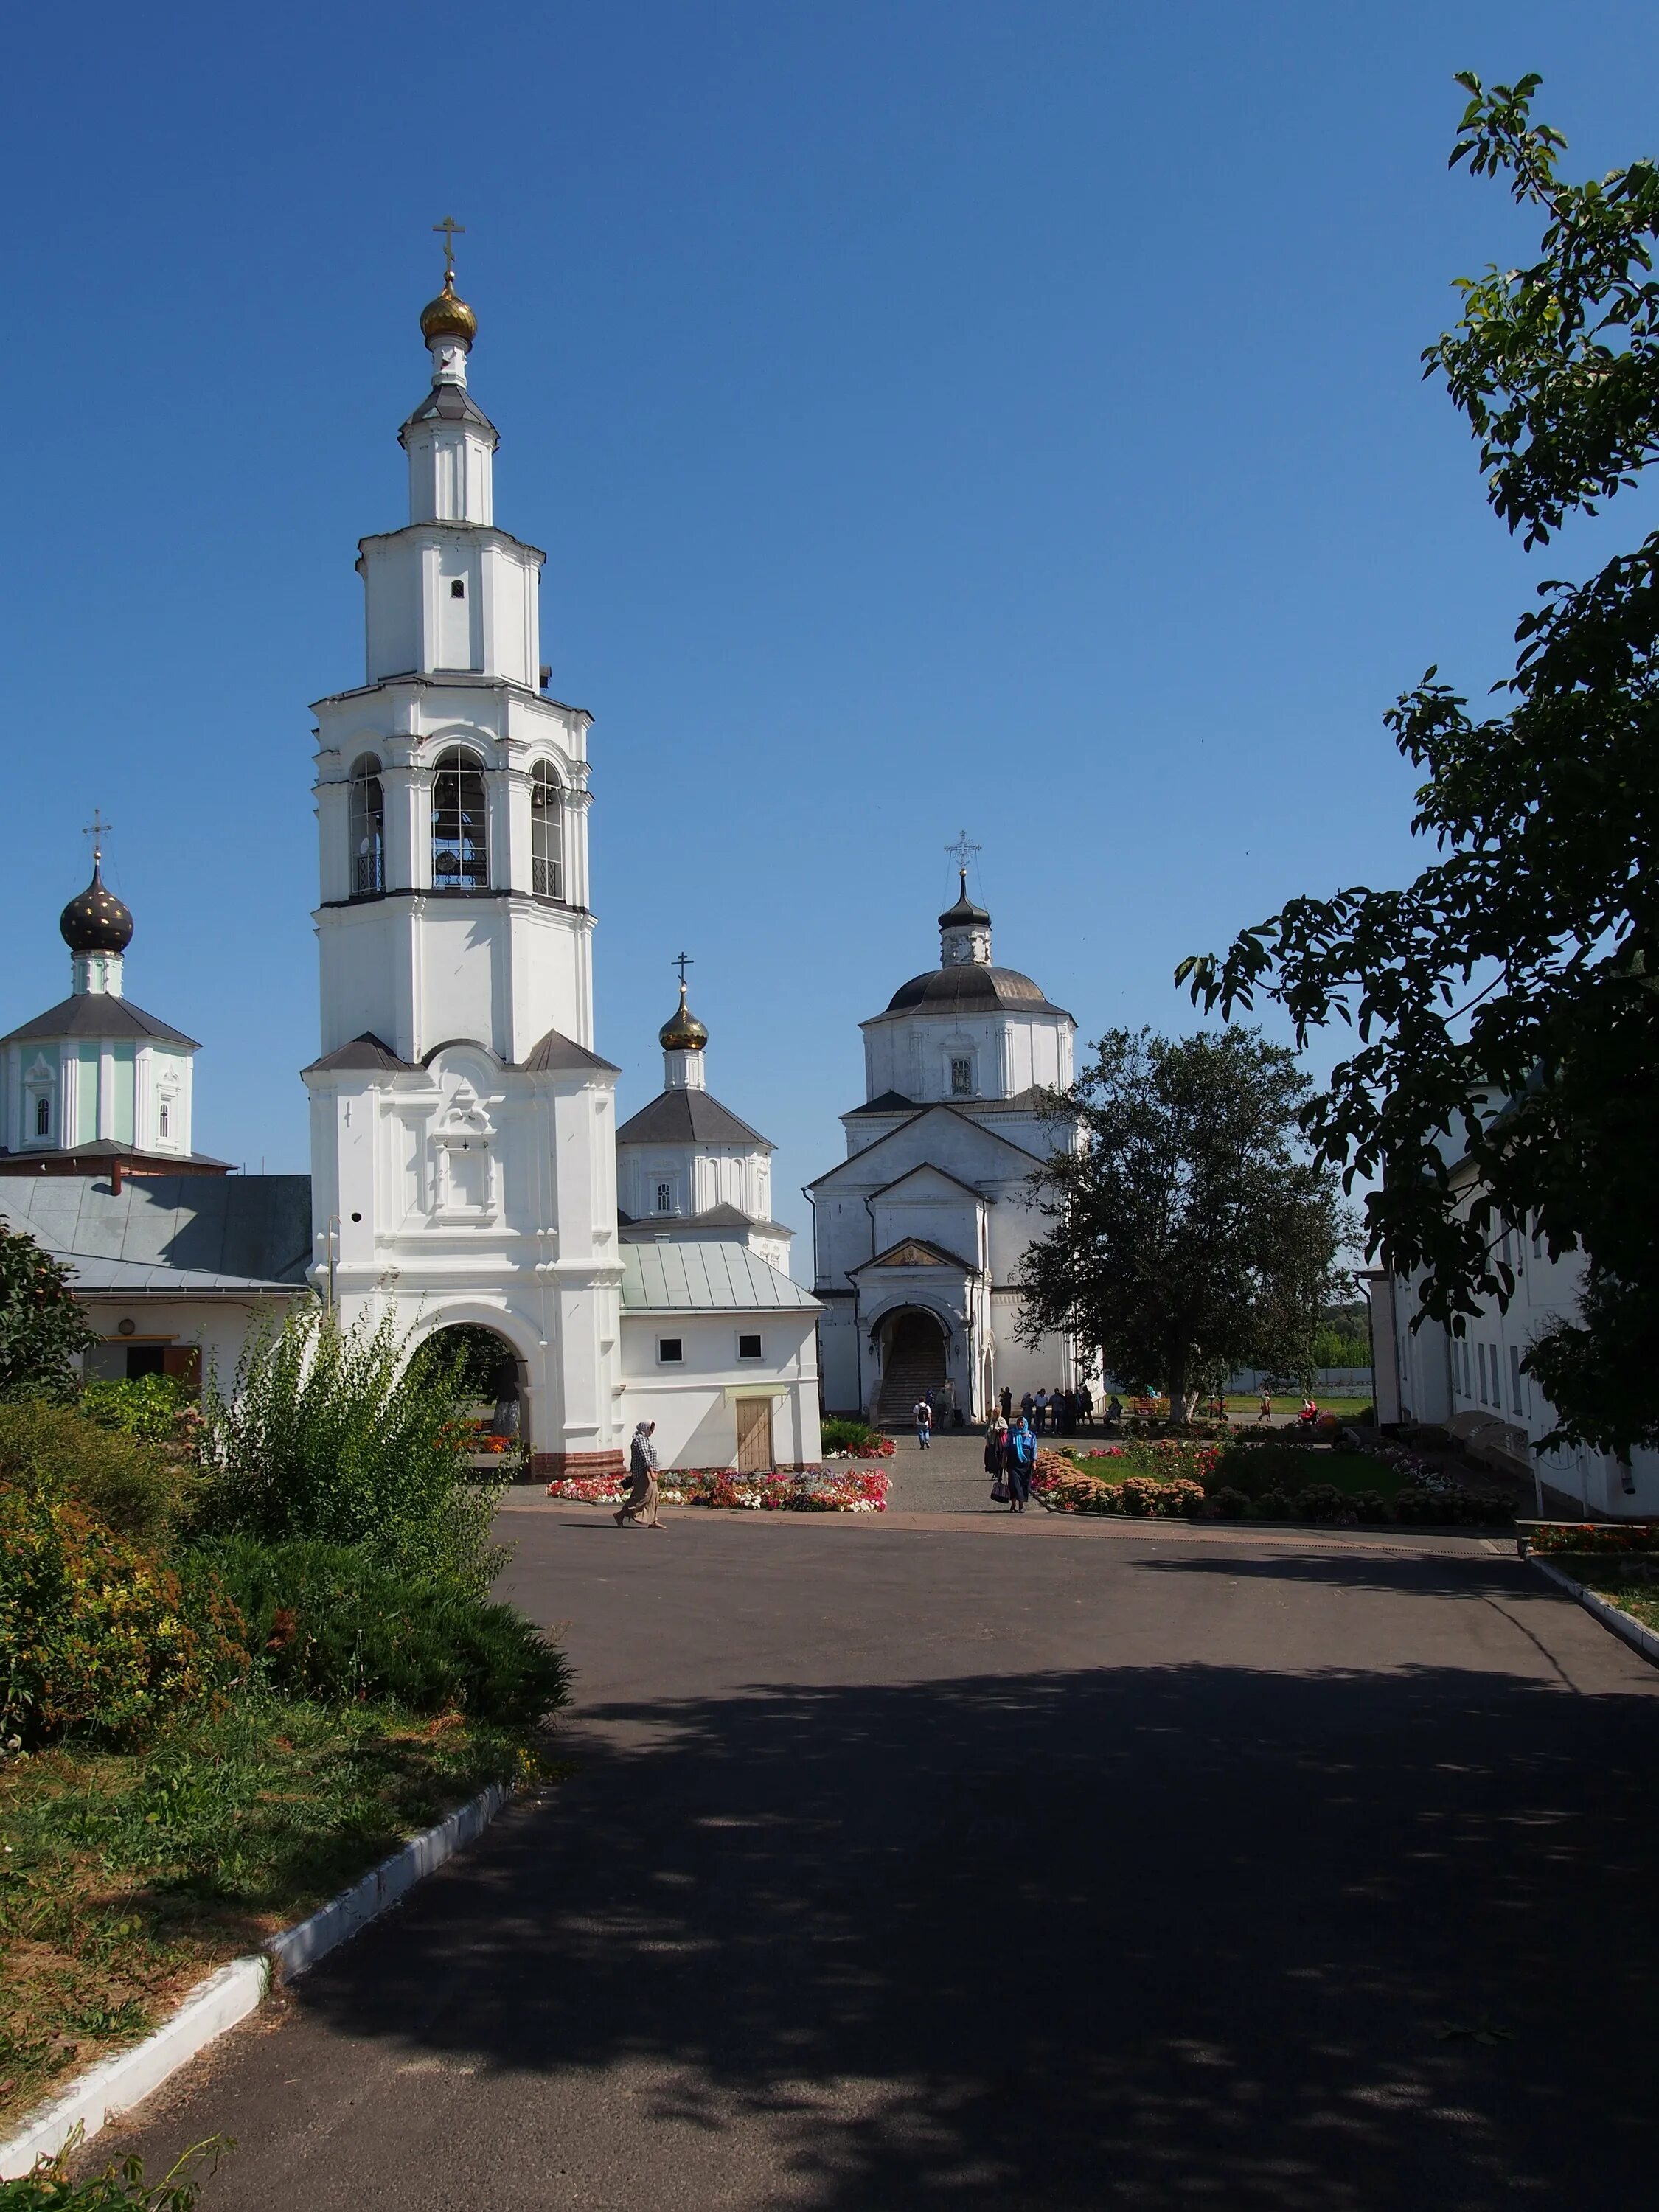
[302,262,625,1478]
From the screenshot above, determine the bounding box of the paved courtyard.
[100,1503,1658,2208]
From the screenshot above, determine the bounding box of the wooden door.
[735,1397,774,1474]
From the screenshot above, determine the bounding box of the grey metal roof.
[620,1242,818,1312]
[520,1027,622,1075]
[400,380,499,442]
[615,1088,770,1148]
[869,966,1072,1023]
[845,1091,918,1117]
[619,1203,793,1239]
[0,1174,313,1294]
[0,995,199,1049]
[302,1032,419,1075]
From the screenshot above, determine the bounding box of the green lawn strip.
[1568,1566,1659,1636]
[0,1694,525,2132]
[1221,1395,1373,1419]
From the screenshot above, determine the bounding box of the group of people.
[996,1383,1093,1436]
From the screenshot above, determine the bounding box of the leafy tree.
[0,1217,96,1405]
[1179,74,1659,1455]
[1015,1029,1348,1419]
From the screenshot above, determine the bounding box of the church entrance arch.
[873,1306,950,1428]
[412,1321,530,1462]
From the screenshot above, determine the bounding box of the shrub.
[0,1220,97,1406]
[1294,1484,1354,1524]
[1208,1486,1251,1519]
[1347,1489,1391,1522]
[79,1371,198,1444]
[198,1307,498,1593]
[0,2138,229,2209]
[0,1401,200,1543]
[0,1486,248,1747]
[1252,1489,1294,1519]
[1392,1485,1514,1528]
[821,1416,874,1451]
[204,1537,569,1727]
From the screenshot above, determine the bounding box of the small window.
[34,1096,49,1137]
[950,1056,973,1096]
[655,1180,673,1214]
[658,1337,683,1365]
[449,577,466,599]
[737,1333,762,1362]
[1532,1214,1545,1259]
[158,1102,171,1139]
[530,762,564,899]
[1476,1341,1489,1405]
[349,752,386,894]
[1509,1343,1525,1417]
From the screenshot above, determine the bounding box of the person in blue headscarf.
[1004,1415,1037,1513]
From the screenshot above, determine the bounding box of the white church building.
[809,874,1093,1425]
[0,260,819,1480]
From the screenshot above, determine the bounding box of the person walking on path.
[1259,1388,1273,1424]
[914,1397,933,1450]
[984,1417,1009,1501]
[1000,1385,1013,1422]
[1004,1416,1036,1512]
[1020,1391,1035,1425]
[1034,1388,1048,1435]
[616,1421,663,1528]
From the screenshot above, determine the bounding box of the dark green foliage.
[1208,1486,1251,1519]
[1016,1028,1350,1416]
[1253,1489,1293,1520]
[0,1402,199,1543]
[821,1416,877,1452]
[198,1306,498,1592]
[0,1221,96,1406]
[1346,1490,1393,1523]
[1311,1328,1371,1368]
[1294,1484,1353,1524]
[1179,76,1659,1454]
[1210,1441,1370,1498]
[205,1538,570,1728]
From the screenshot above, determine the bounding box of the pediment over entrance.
[853,1235,978,1275]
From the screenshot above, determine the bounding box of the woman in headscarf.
[616,1419,663,1528]
[984,1415,1009,1501]
[1004,1415,1036,1513]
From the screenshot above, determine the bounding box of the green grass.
[0,1695,536,2130]
[1220,1395,1373,1420]
[1065,1443,1410,1500]
[1573,1566,1659,1635]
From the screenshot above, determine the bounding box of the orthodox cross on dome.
[433,215,466,278]
[83,808,112,866]
[672,950,695,988]
[944,830,981,872]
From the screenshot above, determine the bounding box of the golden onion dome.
[419,271,477,345]
[659,984,709,1053]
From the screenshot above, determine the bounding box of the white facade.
[303,278,625,1478]
[810,880,1088,1424]
[613,994,821,1467]
[1365,1177,1659,1518]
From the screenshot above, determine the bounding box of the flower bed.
[543,1467,889,1513]
[1525,1522,1659,1557]
[1034,1444,1513,1528]
[822,1435,896,1460]
[1032,1450,1207,1518]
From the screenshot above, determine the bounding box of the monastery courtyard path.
[102,1501,1657,2209]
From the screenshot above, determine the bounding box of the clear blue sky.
[8,2,1657,1262]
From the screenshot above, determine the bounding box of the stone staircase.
[877,1351,947,1429]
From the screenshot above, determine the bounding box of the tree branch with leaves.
[1178,74,1659,1455]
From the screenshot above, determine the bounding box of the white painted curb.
[1531,1556,1659,1668]
[0,1780,513,2180]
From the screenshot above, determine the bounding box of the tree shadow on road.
[286,1657,1658,2210]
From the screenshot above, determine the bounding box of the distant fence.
[1225,1368,1372,1394]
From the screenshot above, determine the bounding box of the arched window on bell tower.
[349,754,385,894]
[432,746,489,888]
[530,762,563,900]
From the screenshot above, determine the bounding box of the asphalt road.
[100,1506,1659,2209]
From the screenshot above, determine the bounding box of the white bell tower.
[302,238,625,1479]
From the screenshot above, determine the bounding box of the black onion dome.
[938,869,990,930]
[60,861,133,956]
